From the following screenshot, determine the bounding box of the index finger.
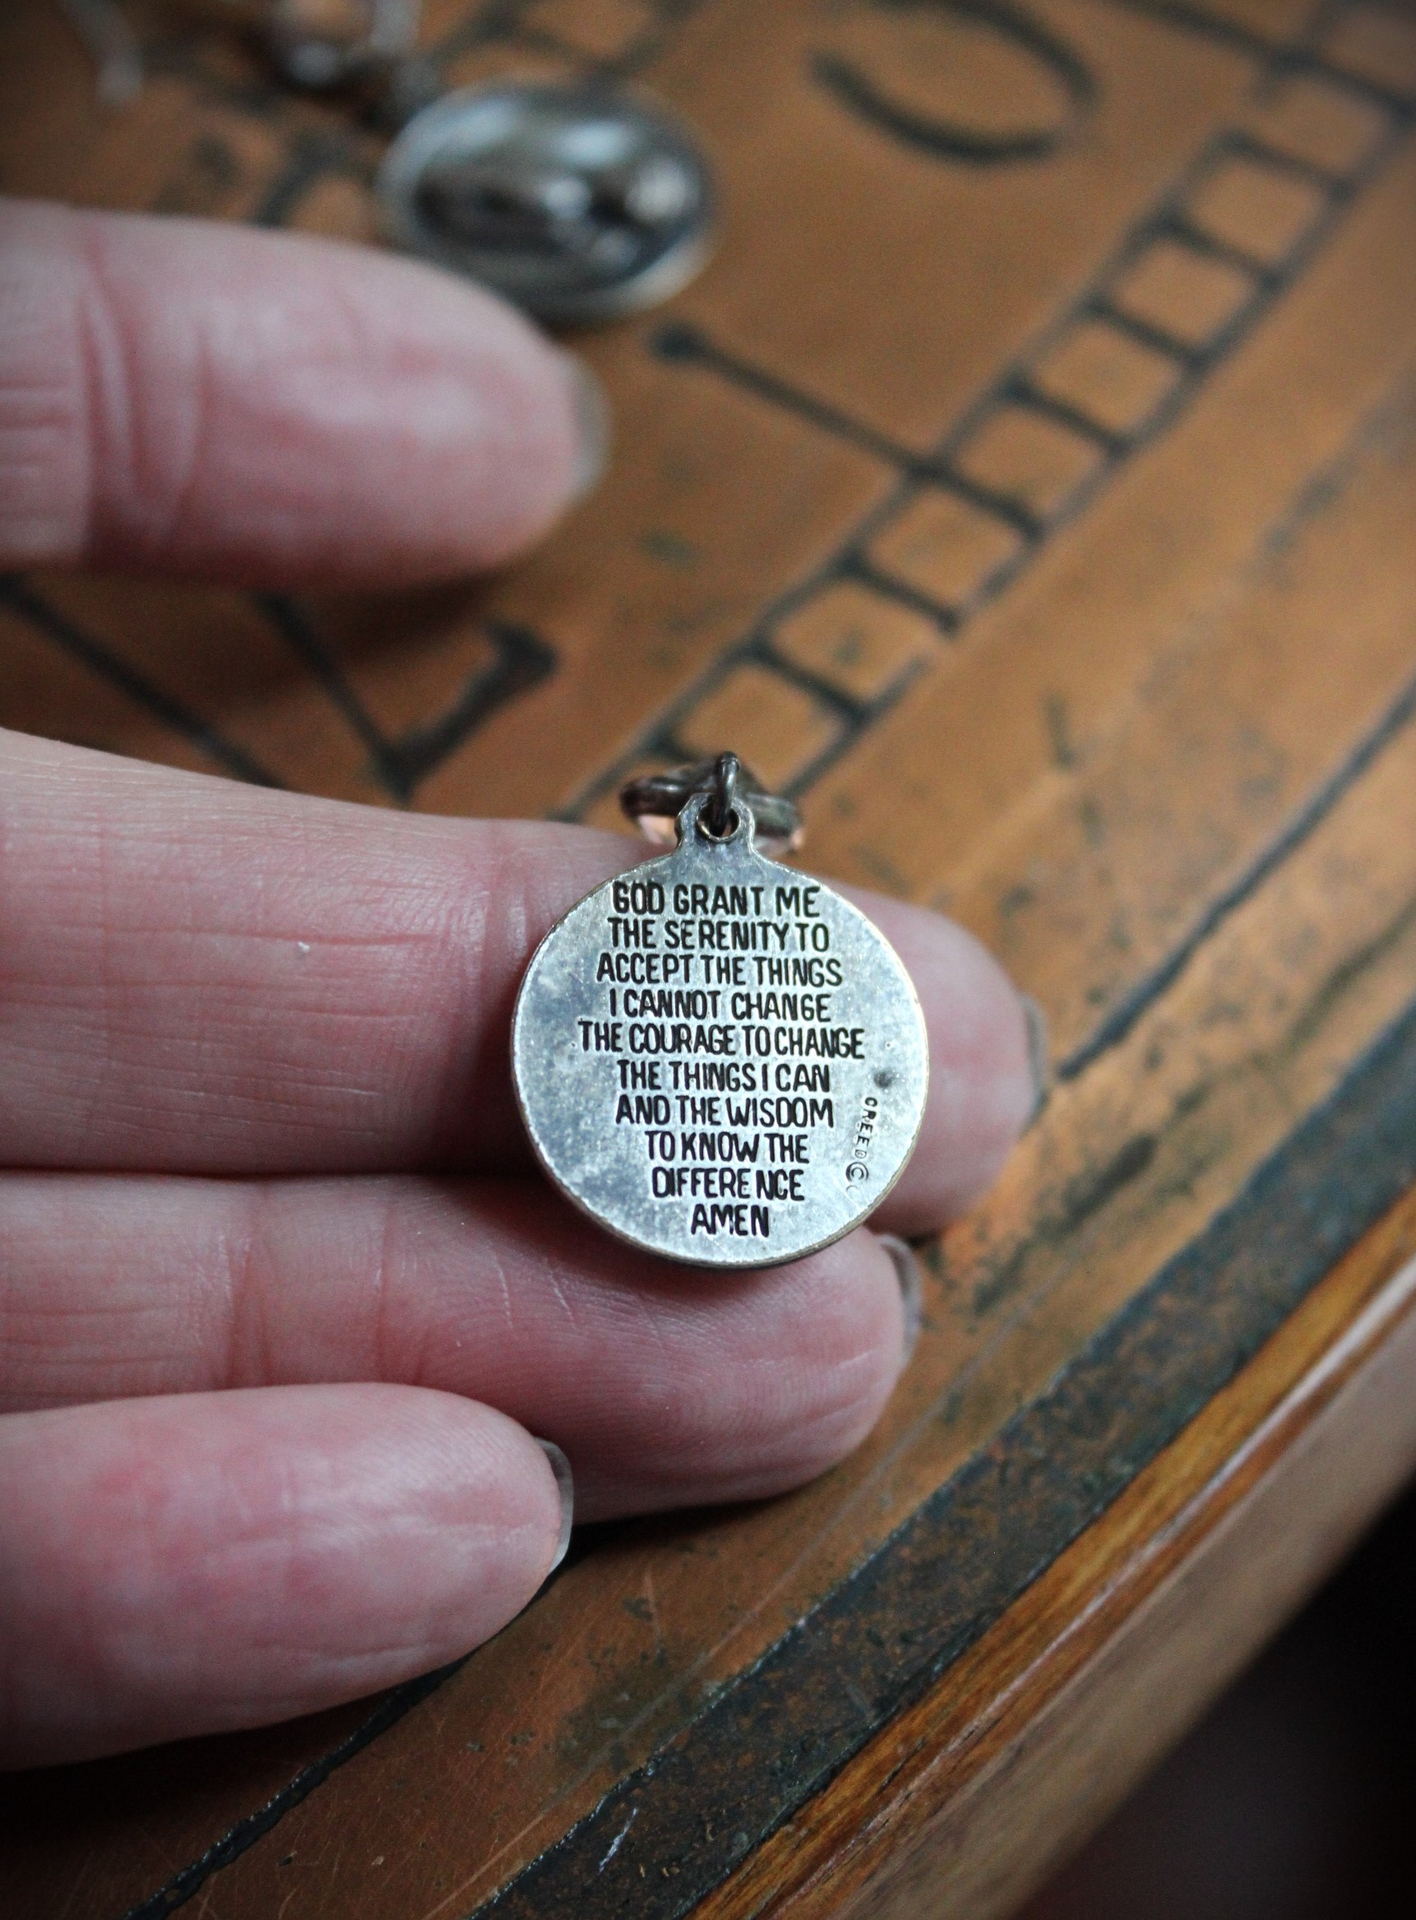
[0,731,1036,1229]
[0,198,602,588]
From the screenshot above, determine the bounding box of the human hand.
[0,199,1040,1767]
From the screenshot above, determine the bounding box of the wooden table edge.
[89,992,1416,1920]
[695,1183,1416,1920]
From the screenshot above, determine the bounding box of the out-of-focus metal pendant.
[377,81,715,324]
[64,10,715,324]
[512,756,928,1268]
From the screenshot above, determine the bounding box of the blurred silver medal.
[377,81,714,323]
[64,3,716,324]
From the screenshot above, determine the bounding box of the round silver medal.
[376,82,714,324]
[512,783,928,1268]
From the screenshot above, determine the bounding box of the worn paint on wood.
[2,1,1416,1916]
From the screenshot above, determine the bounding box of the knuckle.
[0,204,91,565]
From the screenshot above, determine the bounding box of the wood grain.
[696,1187,1416,1920]
[2,2,1416,1917]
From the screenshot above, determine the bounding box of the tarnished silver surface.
[376,82,714,324]
[512,794,928,1268]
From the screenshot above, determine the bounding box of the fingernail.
[535,1438,575,1574]
[558,352,611,503]
[878,1234,923,1370]
[1020,992,1052,1126]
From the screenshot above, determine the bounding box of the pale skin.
[0,198,1037,1768]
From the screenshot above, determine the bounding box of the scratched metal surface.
[3,2,1416,1916]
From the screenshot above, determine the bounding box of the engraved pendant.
[512,757,929,1267]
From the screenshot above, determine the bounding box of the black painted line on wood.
[1221,126,1353,194]
[121,1664,464,1920]
[645,12,1383,530]
[254,594,395,787]
[1095,0,1291,60]
[779,693,917,801]
[376,621,559,799]
[121,975,1416,1920]
[653,328,1050,544]
[0,578,283,789]
[251,134,371,228]
[651,330,1057,544]
[840,556,964,634]
[555,572,936,828]
[1058,651,1416,1081]
[252,601,559,803]
[1101,0,1416,118]
[465,995,1416,1920]
[1279,52,1416,122]
[1153,210,1284,286]
[423,0,703,83]
[94,27,1416,1911]
[651,324,930,476]
[551,505,925,820]
[581,34,1398,839]
[564,57,1408,1066]
[586,0,714,84]
[1020,161,1415,1082]
[924,462,1048,539]
[1085,295,1211,366]
[747,638,871,727]
[1001,377,1133,456]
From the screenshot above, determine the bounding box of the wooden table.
[4,1,1416,1914]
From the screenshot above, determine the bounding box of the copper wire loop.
[703,751,739,837]
[619,756,804,854]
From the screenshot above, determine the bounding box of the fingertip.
[572,1224,909,1521]
[770,1228,910,1479]
[842,888,1038,1233]
[0,1385,572,1764]
[877,1233,924,1369]
[557,350,611,505]
[533,1436,576,1574]
[1019,992,1053,1126]
[0,200,610,587]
